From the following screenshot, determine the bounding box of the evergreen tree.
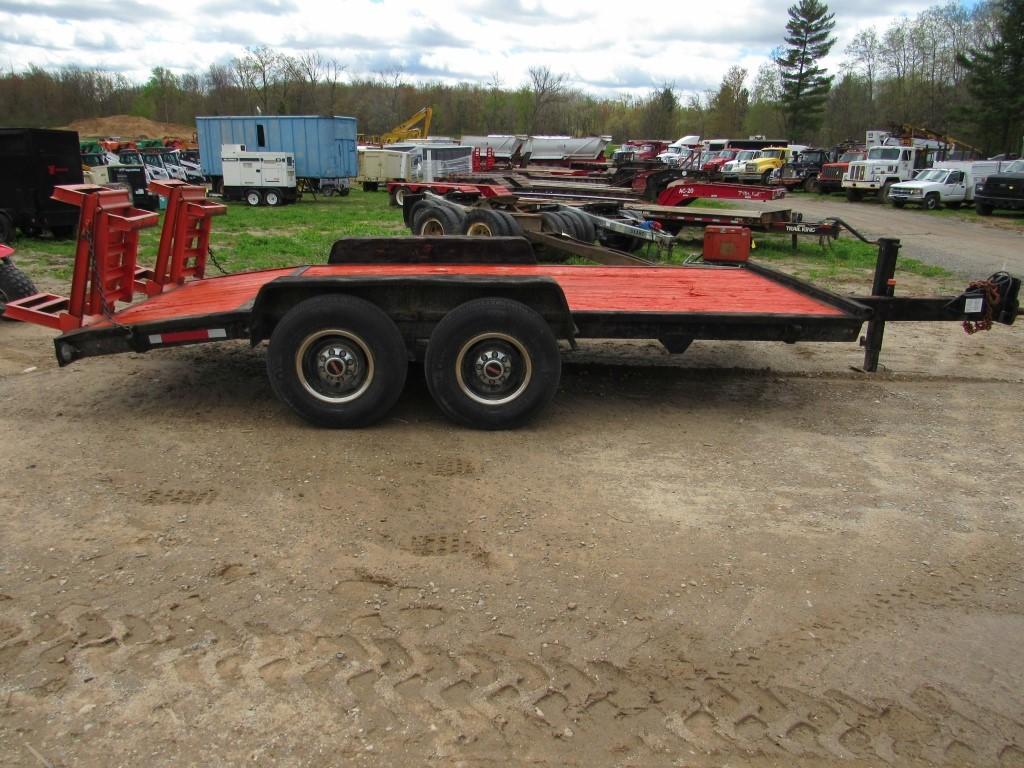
[958,0,1024,155]
[776,0,837,141]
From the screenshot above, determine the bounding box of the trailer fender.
[249,274,577,353]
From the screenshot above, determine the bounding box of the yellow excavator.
[359,107,432,146]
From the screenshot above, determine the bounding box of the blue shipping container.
[195,115,358,180]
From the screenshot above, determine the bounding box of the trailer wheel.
[541,211,575,237]
[462,209,508,237]
[264,189,282,207]
[0,214,14,245]
[245,189,262,207]
[393,186,409,207]
[561,209,595,243]
[496,210,523,236]
[923,193,940,210]
[425,298,560,430]
[0,258,38,318]
[414,205,462,236]
[266,295,407,428]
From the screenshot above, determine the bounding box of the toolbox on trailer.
[3,182,1020,430]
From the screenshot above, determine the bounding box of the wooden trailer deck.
[103,262,849,328]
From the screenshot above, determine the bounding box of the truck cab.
[740,146,805,185]
[817,149,865,193]
[888,168,970,210]
[974,159,1024,216]
[774,148,832,191]
[843,145,928,202]
[720,150,759,181]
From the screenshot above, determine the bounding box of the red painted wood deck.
[108,263,846,327]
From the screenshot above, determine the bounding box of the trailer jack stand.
[860,238,901,372]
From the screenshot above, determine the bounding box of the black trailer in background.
[0,128,84,243]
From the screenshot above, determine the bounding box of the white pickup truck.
[887,161,1012,210]
[888,168,971,210]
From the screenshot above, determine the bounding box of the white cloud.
[0,0,953,97]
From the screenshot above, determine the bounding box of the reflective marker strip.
[148,328,228,345]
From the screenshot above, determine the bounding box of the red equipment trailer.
[4,182,1020,430]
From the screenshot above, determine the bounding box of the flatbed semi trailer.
[4,182,1019,430]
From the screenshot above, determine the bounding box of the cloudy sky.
[0,0,979,97]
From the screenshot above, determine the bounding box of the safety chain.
[207,246,230,276]
[962,279,1000,335]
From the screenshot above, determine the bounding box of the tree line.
[0,0,1020,155]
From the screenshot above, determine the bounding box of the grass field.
[8,189,951,293]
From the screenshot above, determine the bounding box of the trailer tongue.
[3,182,1020,429]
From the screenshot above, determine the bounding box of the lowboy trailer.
[3,182,1020,430]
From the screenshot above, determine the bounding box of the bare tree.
[527,66,567,133]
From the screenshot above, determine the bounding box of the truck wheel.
[803,176,819,194]
[462,209,509,237]
[923,193,940,210]
[425,298,561,430]
[846,189,864,203]
[976,203,993,216]
[0,259,38,317]
[337,186,350,197]
[760,170,772,186]
[393,186,409,206]
[245,189,262,207]
[266,294,408,428]
[881,181,895,203]
[0,214,14,245]
[414,205,462,235]
[263,189,282,207]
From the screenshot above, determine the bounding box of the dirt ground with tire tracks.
[1,278,1024,767]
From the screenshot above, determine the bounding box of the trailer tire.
[264,189,282,207]
[337,186,350,197]
[266,294,407,428]
[462,209,509,237]
[414,205,462,236]
[393,186,409,207]
[0,214,14,245]
[561,209,595,243]
[425,298,560,430]
[923,193,940,210]
[245,189,262,207]
[0,259,38,318]
[541,211,572,237]
[496,210,523,236]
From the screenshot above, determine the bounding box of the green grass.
[750,235,951,281]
